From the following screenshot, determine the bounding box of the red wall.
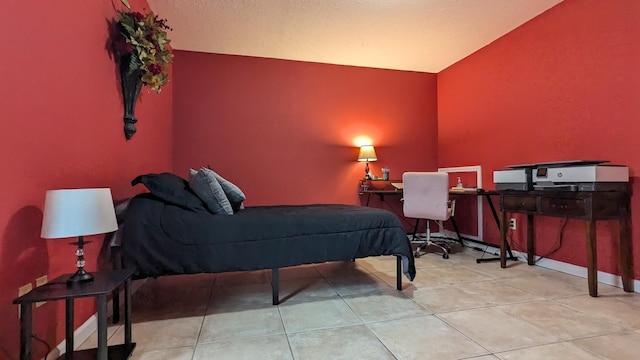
[438,0,640,279]
[0,1,173,358]
[172,52,438,214]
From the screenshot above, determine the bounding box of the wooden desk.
[498,190,633,297]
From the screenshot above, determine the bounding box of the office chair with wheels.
[402,172,459,259]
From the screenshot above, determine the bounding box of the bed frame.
[110,247,405,323]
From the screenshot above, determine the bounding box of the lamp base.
[67,268,94,286]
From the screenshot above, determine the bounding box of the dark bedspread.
[121,194,416,281]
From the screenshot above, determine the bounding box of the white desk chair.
[402,172,458,259]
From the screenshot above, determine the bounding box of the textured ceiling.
[148,0,563,73]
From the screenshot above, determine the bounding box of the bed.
[114,172,416,306]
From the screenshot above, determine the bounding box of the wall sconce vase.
[120,53,142,140]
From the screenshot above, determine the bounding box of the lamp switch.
[35,275,48,307]
[18,283,33,317]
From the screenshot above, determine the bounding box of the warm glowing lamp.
[41,188,118,286]
[357,145,378,179]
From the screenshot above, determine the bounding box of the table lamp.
[41,188,118,286]
[357,145,377,179]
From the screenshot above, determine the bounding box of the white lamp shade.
[41,188,118,239]
[357,145,377,162]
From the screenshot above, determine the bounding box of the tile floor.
[80,247,640,359]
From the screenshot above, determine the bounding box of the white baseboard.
[463,240,640,293]
[46,278,147,359]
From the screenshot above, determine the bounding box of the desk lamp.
[41,188,118,286]
[357,145,377,179]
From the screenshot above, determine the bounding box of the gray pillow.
[188,168,233,215]
[209,169,245,209]
[193,167,246,212]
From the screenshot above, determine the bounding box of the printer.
[493,160,629,191]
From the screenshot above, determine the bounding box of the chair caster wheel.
[442,253,449,259]
[414,251,421,258]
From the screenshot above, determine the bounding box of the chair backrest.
[402,172,451,221]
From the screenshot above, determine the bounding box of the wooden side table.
[498,190,632,297]
[13,268,136,360]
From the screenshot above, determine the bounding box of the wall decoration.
[113,1,173,140]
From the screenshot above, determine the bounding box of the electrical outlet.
[35,275,48,308]
[18,283,33,318]
[509,218,517,230]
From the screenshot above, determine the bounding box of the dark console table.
[498,190,633,297]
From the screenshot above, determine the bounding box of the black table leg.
[271,268,279,305]
[20,303,32,360]
[124,277,132,344]
[396,256,402,290]
[97,294,108,360]
[65,299,74,355]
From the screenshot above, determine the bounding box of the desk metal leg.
[477,194,517,263]
[586,220,598,297]
[620,216,634,292]
[20,303,32,360]
[65,299,74,355]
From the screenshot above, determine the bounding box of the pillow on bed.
[213,171,246,211]
[189,168,234,215]
[191,167,246,212]
[131,172,205,211]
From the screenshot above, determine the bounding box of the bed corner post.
[396,256,402,291]
[272,268,279,305]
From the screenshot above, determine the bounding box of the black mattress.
[121,193,416,281]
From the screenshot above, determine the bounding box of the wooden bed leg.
[272,268,279,305]
[396,256,402,291]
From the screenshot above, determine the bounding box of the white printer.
[493,160,629,191]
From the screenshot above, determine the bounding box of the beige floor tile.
[324,271,394,295]
[208,282,274,307]
[131,274,213,321]
[359,255,404,272]
[500,273,590,299]
[112,316,203,352]
[465,356,500,360]
[214,269,271,286]
[289,325,395,360]
[271,264,323,280]
[447,280,543,306]
[496,342,604,360]
[342,287,430,323]
[414,264,494,284]
[410,285,493,313]
[438,307,560,353]
[278,277,339,302]
[499,300,629,340]
[368,315,489,360]
[194,334,293,360]
[374,270,423,291]
[279,297,362,333]
[199,305,284,343]
[572,331,640,359]
[554,293,640,329]
[470,260,558,279]
[314,260,373,277]
[77,323,122,350]
[130,346,195,360]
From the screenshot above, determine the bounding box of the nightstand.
[13,268,136,360]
